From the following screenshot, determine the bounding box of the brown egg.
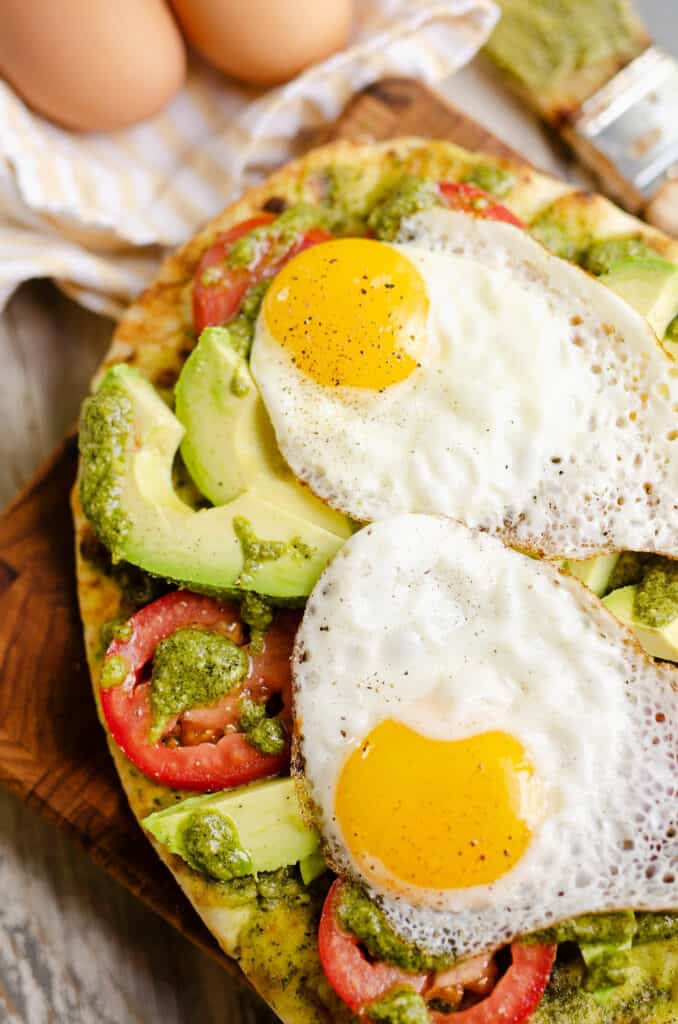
[171,0,353,87]
[0,0,186,132]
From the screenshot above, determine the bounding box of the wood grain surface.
[0,78,527,1021]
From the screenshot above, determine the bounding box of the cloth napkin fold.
[0,0,497,319]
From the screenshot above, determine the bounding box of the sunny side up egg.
[293,515,678,959]
[250,209,678,561]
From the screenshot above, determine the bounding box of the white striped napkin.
[0,0,497,319]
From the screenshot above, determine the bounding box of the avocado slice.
[143,777,324,883]
[600,257,678,342]
[175,327,353,539]
[564,554,620,597]
[79,364,345,598]
[603,585,678,662]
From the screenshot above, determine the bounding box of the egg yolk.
[335,720,542,891]
[262,238,429,389]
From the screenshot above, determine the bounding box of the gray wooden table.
[0,13,669,1016]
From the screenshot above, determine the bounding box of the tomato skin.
[318,880,428,1014]
[428,943,556,1024]
[193,214,275,332]
[100,591,295,791]
[193,214,333,332]
[438,183,525,228]
[318,882,555,1022]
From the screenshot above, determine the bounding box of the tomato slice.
[318,881,555,1022]
[438,183,525,228]
[428,943,556,1023]
[100,591,298,791]
[193,214,333,332]
[318,880,428,1014]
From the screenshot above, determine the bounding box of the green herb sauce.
[337,883,453,973]
[78,377,133,556]
[634,559,678,627]
[227,203,330,270]
[230,365,251,397]
[463,164,515,198]
[180,809,253,881]
[368,176,441,241]
[240,591,273,653]
[485,0,639,93]
[605,552,650,595]
[583,236,655,276]
[100,615,133,651]
[238,696,286,755]
[368,987,429,1024]
[529,211,591,262]
[149,627,248,740]
[233,515,315,587]
[100,654,129,689]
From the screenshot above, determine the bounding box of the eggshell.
[0,0,186,132]
[171,0,353,86]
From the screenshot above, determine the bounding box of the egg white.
[293,515,678,958]
[251,210,678,560]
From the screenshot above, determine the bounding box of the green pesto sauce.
[337,883,453,973]
[583,236,655,276]
[635,912,678,943]
[149,627,248,740]
[368,987,429,1024]
[463,163,515,198]
[606,552,650,595]
[78,377,132,557]
[368,175,441,242]
[529,911,637,947]
[230,280,270,357]
[484,0,638,93]
[100,654,129,689]
[227,203,330,270]
[233,515,315,587]
[180,809,253,881]
[230,364,251,397]
[529,210,591,262]
[240,591,273,634]
[322,164,374,234]
[528,910,678,949]
[533,936,678,1023]
[528,910,678,996]
[240,591,273,654]
[238,696,286,755]
[634,559,678,627]
[197,863,319,911]
[100,615,133,651]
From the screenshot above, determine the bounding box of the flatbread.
[73,137,678,1023]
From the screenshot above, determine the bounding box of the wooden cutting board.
[0,79,521,973]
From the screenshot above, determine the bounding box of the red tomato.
[193,214,333,332]
[318,881,555,1022]
[438,183,525,228]
[428,942,556,1023]
[318,880,428,1014]
[100,591,299,791]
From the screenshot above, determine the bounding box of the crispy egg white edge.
[252,209,678,561]
[291,514,678,959]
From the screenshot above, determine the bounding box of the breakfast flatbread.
[73,138,678,1023]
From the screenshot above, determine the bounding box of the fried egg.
[250,211,678,560]
[293,515,678,958]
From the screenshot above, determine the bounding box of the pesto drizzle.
[233,516,315,587]
[180,809,253,881]
[149,627,248,740]
[79,377,133,557]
